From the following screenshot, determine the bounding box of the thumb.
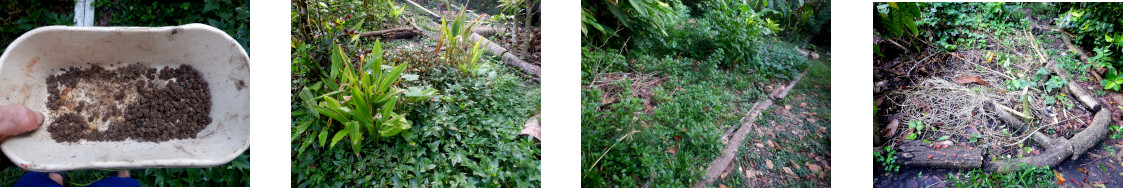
[0,105,44,140]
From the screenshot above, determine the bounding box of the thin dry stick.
[583,130,640,178]
[1025,29,1050,65]
[950,52,1014,80]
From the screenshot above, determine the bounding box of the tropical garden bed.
[290,0,541,187]
[581,0,831,187]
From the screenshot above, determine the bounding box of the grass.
[946,164,1056,187]
[581,39,813,186]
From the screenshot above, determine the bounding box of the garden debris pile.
[885,33,1094,157]
[46,64,212,143]
[589,72,665,112]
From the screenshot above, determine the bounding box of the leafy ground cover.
[291,0,541,187]
[874,2,1123,187]
[581,0,830,186]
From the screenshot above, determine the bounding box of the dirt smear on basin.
[46,64,212,143]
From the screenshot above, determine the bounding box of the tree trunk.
[469,33,541,80]
[519,0,535,55]
[896,140,984,169]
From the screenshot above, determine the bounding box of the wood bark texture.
[469,33,541,80]
[895,140,983,169]
[358,27,422,39]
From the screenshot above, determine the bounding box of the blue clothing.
[13,172,61,187]
[14,171,140,187]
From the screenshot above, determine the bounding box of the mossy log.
[895,140,984,169]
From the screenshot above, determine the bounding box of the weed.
[1110,124,1123,140]
[905,120,925,140]
[875,146,900,173]
[946,164,1055,187]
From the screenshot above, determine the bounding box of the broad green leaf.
[318,129,329,147]
[366,39,384,71]
[292,121,312,142]
[299,133,314,156]
[380,96,399,122]
[402,73,419,81]
[312,106,348,123]
[330,121,356,149]
[379,112,411,137]
[376,63,408,95]
[350,121,363,156]
[300,88,318,118]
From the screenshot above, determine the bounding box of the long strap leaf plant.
[435,1,487,76]
[296,39,434,157]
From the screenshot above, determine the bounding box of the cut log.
[358,27,422,40]
[473,27,499,37]
[469,33,541,80]
[1050,65,1101,112]
[895,140,983,169]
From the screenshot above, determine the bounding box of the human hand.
[0,105,44,141]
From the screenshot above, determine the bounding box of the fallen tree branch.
[987,109,1110,173]
[693,69,807,188]
[469,33,541,80]
[357,27,422,39]
[770,70,809,99]
[1050,65,1101,112]
[896,140,983,169]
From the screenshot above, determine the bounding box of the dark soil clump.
[46,64,212,143]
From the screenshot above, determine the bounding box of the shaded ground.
[875,144,1123,187]
[715,53,831,187]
